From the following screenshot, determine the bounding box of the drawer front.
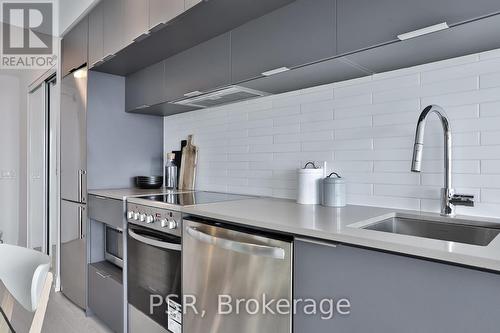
[88,195,124,229]
[88,264,124,332]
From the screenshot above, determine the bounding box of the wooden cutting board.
[179,135,198,190]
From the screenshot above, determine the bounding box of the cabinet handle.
[96,271,111,279]
[183,90,203,97]
[133,32,150,43]
[78,170,87,203]
[397,22,449,41]
[261,66,290,77]
[90,60,103,68]
[78,206,85,239]
[134,104,150,110]
[148,22,165,33]
[102,53,116,62]
[295,237,338,248]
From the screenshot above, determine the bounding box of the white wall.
[58,0,97,35]
[164,48,500,218]
[0,75,21,244]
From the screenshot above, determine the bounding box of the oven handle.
[186,226,285,260]
[128,229,181,251]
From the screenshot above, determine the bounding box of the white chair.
[0,244,53,333]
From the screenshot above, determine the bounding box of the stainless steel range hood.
[171,85,269,108]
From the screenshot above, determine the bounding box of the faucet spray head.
[411,143,424,172]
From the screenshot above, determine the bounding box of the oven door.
[127,224,182,333]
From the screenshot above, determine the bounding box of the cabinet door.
[125,61,165,111]
[61,17,88,77]
[88,2,104,68]
[124,0,149,44]
[103,0,125,58]
[294,240,500,332]
[149,0,184,30]
[88,263,123,333]
[164,33,230,101]
[231,0,335,83]
[337,0,500,55]
[60,71,87,203]
[60,200,87,309]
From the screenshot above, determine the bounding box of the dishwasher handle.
[186,226,286,260]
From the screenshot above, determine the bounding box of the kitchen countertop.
[88,188,500,272]
[183,197,500,272]
[88,188,191,201]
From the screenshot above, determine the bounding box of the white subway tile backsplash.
[480,101,500,118]
[481,72,500,89]
[481,160,500,174]
[164,48,500,218]
[481,131,500,145]
[334,74,419,99]
[421,56,500,84]
[373,76,478,104]
[481,189,500,203]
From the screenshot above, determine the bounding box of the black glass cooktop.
[137,191,254,206]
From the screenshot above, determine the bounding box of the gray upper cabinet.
[337,0,500,55]
[88,2,104,69]
[163,33,231,101]
[62,17,88,77]
[124,0,149,44]
[231,0,336,83]
[126,61,165,111]
[103,0,126,58]
[149,0,184,30]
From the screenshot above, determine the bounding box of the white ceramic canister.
[297,162,324,205]
[322,172,346,207]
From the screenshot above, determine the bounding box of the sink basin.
[362,216,500,246]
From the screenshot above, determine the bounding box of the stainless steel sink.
[362,216,500,246]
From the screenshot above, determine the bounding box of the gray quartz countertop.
[88,188,500,272]
[183,197,500,272]
[88,188,190,200]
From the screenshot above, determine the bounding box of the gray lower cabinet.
[230,0,336,83]
[163,33,231,101]
[88,2,104,68]
[337,0,500,55]
[88,195,123,230]
[88,262,123,333]
[61,17,88,77]
[294,239,500,333]
[125,61,165,111]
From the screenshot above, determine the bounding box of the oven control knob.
[146,215,154,224]
[139,214,146,222]
[160,219,168,228]
[127,211,134,219]
[133,212,140,220]
[168,220,178,230]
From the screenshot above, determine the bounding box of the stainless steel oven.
[104,225,123,267]
[127,203,182,333]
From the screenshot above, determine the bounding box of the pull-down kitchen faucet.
[411,104,474,216]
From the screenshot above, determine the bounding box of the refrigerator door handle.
[78,206,84,239]
[186,226,286,260]
[78,170,87,203]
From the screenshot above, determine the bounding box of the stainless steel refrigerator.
[60,67,88,309]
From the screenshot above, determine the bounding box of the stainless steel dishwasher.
[183,218,293,333]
